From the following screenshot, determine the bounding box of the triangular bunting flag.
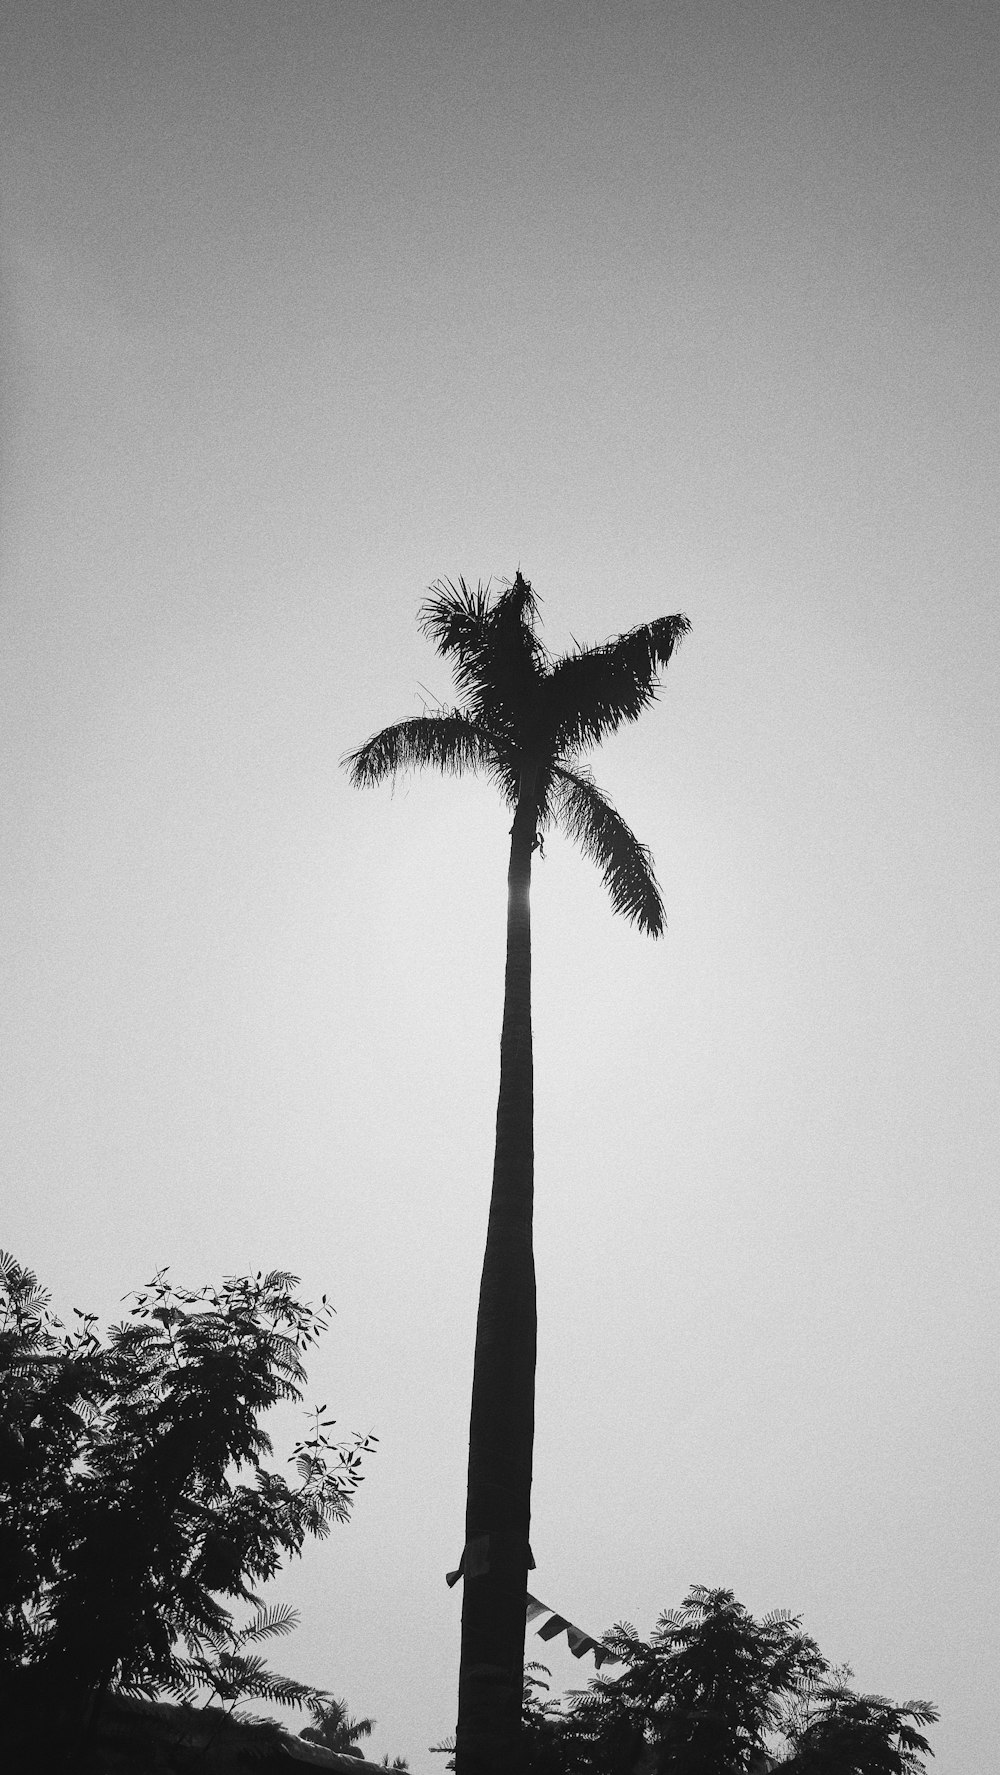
[523,1593,619,1667]
[448,1571,617,1668]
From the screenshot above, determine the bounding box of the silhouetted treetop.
[345,573,689,936]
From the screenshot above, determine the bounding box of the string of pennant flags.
[446,1542,619,1669]
[524,1592,619,1668]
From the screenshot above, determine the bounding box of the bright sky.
[2,2,997,1769]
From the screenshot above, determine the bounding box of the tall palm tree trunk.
[456,783,538,1775]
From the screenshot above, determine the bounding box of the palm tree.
[300,1694,376,1755]
[345,572,689,1774]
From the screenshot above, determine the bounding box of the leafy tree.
[346,572,689,1773]
[571,1587,828,1773]
[778,1685,938,1775]
[520,1663,586,1775]
[504,1586,938,1775]
[0,1250,374,1761]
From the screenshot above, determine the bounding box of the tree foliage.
[345,573,690,935]
[436,1587,938,1775]
[0,1250,374,1755]
[299,1691,377,1753]
[778,1686,940,1775]
[571,1586,828,1773]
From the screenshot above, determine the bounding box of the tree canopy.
[0,1250,375,1761]
[452,1586,939,1775]
[346,573,690,934]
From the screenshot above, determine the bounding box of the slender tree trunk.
[455,784,538,1775]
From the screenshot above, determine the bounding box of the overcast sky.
[2,2,997,1769]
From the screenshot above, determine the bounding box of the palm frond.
[241,1602,299,1643]
[300,1696,377,1751]
[419,573,548,730]
[342,712,501,788]
[552,766,664,935]
[211,1651,320,1708]
[897,1701,940,1730]
[544,613,690,753]
[418,577,494,676]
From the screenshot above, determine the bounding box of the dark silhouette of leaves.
[345,572,689,934]
[0,1255,375,1757]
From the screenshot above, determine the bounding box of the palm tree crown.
[345,573,690,932]
[300,1695,376,1753]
